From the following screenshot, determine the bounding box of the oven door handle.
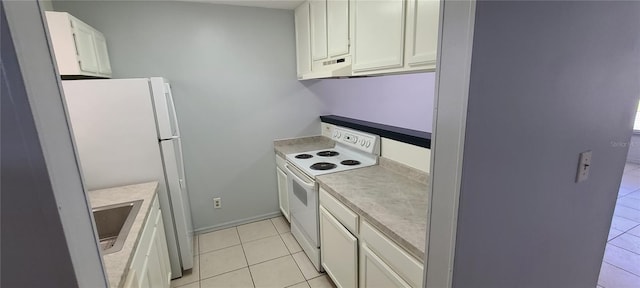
[285,164,315,190]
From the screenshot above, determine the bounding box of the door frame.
[424,1,477,287]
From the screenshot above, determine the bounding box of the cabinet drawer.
[360,221,423,288]
[319,188,358,235]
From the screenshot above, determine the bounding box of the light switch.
[576,150,592,182]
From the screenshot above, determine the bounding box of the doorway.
[597,117,640,287]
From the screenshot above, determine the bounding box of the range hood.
[300,56,353,80]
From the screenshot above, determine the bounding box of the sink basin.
[93,199,143,254]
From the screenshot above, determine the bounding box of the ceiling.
[181,0,305,10]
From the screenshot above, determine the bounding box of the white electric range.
[284,127,380,271]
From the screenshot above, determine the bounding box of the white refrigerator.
[62,77,194,277]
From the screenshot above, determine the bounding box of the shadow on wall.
[303,72,436,133]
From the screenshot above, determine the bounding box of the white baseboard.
[194,211,283,235]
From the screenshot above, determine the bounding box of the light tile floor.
[171,217,336,288]
[598,163,640,287]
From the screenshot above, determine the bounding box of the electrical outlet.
[213,197,221,209]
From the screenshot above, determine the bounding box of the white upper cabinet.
[293,0,440,78]
[310,0,328,61]
[327,0,350,58]
[45,11,112,78]
[94,31,113,76]
[71,18,100,74]
[405,0,440,69]
[295,2,312,78]
[352,0,406,73]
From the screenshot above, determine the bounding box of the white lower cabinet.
[276,155,290,221]
[124,196,171,288]
[360,243,410,288]
[360,221,423,288]
[319,188,423,288]
[320,206,358,288]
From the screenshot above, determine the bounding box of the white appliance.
[285,127,380,271]
[62,78,193,277]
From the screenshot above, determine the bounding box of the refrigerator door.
[160,138,194,269]
[150,78,180,140]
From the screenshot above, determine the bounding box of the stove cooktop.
[285,147,377,178]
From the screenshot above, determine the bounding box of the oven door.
[285,163,319,248]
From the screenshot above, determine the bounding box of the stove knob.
[336,131,342,138]
[366,140,371,148]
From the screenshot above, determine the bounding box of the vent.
[323,58,346,66]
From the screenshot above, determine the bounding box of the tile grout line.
[237,227,257,288]
[612,212,640,224]
[616,202,640,213]
[289,249,312,286]
[617,223,640,235]
[201,239,292,272]
[607,241,640,256]
[277,221,316,286]
[602,259,640,278]
[284,280,308,288]
[198,266,252,284]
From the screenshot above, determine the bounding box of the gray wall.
[452,1,640,287]
[625,134,640,164]
[39,0,54,11]
[2,1,107,286]
[1,7,77,287]
[54,1,324,231]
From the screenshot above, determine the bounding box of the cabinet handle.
[72,33,80,56]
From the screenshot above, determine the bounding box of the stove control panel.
[332,127,380,155]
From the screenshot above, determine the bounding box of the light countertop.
[273,135,335,158]
[317,158,429,261]
[88,182,158,288]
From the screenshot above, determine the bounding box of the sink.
[93,199,143,254]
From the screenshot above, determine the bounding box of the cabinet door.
[327,0,349,57]
[123,269,138,288]
[405,0,439,67]
[93,31,112,76]
[320,206,357,288]
[156,213,172,286]
[276,166,290,221]
[139,256,151,288]
[71,19,99,73]
[352,0,405,72]
[310,0,328,61]
[360,244,410,288]
[146,227,166,288]
[295,2,312,77]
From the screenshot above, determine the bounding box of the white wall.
[53,1,324,231]
[450,1,640,287]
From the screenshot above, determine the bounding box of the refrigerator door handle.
[162,136,180,141]
[164,83,181,138]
